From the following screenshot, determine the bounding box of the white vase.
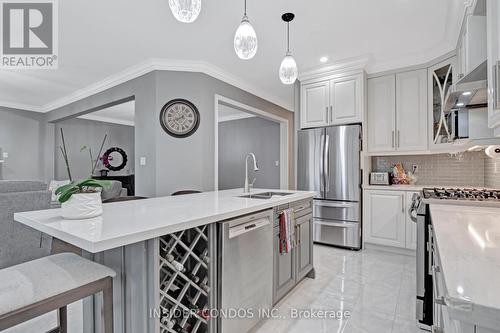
[61,192,103,220]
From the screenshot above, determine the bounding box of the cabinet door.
[300,81,330,128]
[367,75,396,153]
[487,0,500,126]
[429,58,456,148]
[405,191,418,250]
[296,214,313,281]
[273,228,296,304]
[364,190,406,248]
[464,15,487,75]
[396,69,428,152]
[330,75,362,124]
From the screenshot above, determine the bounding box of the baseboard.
[363,242,416,256]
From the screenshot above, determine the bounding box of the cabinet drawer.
[290,199,312,216]
[274,201,312,227]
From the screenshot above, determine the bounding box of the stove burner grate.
[422,188,500,201]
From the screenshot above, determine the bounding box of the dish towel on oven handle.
[279,208,295,254]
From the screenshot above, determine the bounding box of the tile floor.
[254,245,421,333]
[6,245,420,333]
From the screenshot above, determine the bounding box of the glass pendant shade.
[168,0,201,23]
[279,53,298,85]
[234,16,258,60]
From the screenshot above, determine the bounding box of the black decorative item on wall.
[102,147,128,171]
[159,99,200,138]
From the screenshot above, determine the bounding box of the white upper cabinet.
[300,80,330,128]
[300,73,363,129]
[330,75,362,124]
[367,69,428,154]
[457,15,487,81]
[429,58,456,148]
[487,0,500,128]
[396,69,428,151]
[367,75,396,152]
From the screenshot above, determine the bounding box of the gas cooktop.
[422,187,500,201]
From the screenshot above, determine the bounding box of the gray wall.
[45,70,293,197]
[54,118,135,180]
[218,117,280,190]
[47,72,157,197]
[0,106,53,181]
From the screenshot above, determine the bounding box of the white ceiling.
[0,0,467,112]
[78,101,135,126]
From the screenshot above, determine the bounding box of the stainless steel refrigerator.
[297,124,361,249]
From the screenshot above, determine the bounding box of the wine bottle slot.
[187,272,200,283]
[166,254,186,273]
[200,249,210,264]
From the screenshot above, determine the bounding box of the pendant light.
[234,0,258,59]
[168,0,201,23]
[279,13,298,85]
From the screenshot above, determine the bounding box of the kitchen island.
[429,204,500,333]
[14,188,315,333]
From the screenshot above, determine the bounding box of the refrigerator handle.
[324,134,330,193]
[320,134,325,197]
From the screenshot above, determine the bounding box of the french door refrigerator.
[297,124,361,249]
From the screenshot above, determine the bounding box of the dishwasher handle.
[228,217,270,239]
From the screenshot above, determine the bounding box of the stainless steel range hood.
[449,60,488,108]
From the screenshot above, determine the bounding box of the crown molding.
[298,54,371,82]
[0,100,42,112]
[0,58,294,113]
[77,114,135,127]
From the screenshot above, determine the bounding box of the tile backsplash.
[371,152,500,187]
[485,158,500,188]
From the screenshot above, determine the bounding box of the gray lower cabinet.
[296,213,313,281]
[273,199,314,305]
[273,227,296,302]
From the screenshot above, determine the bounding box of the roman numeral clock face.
[160,99,200,138]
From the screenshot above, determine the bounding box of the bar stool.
[0,253,115,332]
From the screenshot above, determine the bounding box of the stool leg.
[102,278,114,333]
[58,306,67,333]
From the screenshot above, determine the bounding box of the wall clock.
[159,99,200,138]
[102,147,128,171]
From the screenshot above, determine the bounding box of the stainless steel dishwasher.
[219,209,273,333]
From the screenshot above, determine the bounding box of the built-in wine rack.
[158,225,211,333]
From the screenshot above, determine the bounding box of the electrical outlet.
[140,157,146,166]
[3,152,8,159]
[275,160,279,167]
[412,164,418,173]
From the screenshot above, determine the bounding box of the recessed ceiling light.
[456,102,465,107]
[320,56,328,63]
[462,91,472,96]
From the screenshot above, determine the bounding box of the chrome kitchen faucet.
[244,153,259,193]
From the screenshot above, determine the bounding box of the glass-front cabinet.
[428,57,457,148]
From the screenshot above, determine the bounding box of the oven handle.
[409,193,420,223]
[427,225,433,276]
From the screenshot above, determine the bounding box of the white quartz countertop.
[14,188,313,253]
[363,184,424,191]
[430,204,500,322]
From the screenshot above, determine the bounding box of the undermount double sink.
[238,191,294,199]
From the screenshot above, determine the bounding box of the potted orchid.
[56,179,111,219]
